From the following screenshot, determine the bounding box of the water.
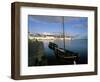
[42,39,88,65]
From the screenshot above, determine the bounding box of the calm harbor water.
[43,39,88,65]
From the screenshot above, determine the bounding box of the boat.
[48,42,79,64]
[48,42,58,50]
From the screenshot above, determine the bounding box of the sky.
[28,15,88,38]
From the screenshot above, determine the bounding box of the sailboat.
[48,17,79,64]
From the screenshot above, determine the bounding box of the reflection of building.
[28,32,72,40]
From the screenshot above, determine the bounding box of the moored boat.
[48,42,79,64]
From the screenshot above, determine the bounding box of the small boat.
[48,42,79,64]
[48,42,58,50]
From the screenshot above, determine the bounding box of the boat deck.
[48,42,79,64]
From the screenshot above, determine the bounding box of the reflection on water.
[28,39,88,66]
[42,39,88,65]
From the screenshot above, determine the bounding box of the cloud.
[73,23,87,29]
[29,15,85,23]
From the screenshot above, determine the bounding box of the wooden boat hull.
[48,42,79,64]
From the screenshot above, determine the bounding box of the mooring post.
[73,61,76,65]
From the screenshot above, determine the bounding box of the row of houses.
[28,32,72,40]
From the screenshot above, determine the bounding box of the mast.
[62,16,65,50]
